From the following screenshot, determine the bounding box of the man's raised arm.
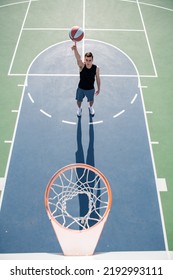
[71,44,84,69]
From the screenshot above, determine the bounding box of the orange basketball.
[69,26,84,42]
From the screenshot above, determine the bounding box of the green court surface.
[0,0,173,252]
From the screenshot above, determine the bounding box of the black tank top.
[78,64,97,90]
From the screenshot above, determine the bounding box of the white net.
[47,165,110,230]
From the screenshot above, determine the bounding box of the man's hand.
[71,44,76,51]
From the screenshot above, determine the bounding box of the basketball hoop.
[45,163,112,255]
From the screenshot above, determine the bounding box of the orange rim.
[45,163,112,232]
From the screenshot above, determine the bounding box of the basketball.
[69,26,84,42]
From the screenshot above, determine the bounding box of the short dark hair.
[85,52,93,59]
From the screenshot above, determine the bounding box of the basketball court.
[0,0,173,259]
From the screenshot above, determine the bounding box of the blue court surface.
[0,40,166,254]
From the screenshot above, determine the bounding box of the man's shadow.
[75,115,100,229]
[75,115,95,167]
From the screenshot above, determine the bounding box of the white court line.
[146,111,153,114]
[40,109,52,118]
[0,178,5,191]
[136,0,158,77]
[9,73,157,78]
[15,73,80,77]
[62,120,104,126]
[101,74,142,77]
[23,28,70,31]
[0,0,38,9]
[139,78,168,250]
[23,27,145,32]
[121,0,173,12]
[157,178,168,192]
[89,120,103,125]
[11,110,19,113]
[131,94,138,104]
[85,28,144,32]
[62,120,77,125]
[113,110,125,118]
[8,34,159,79]
[28,93,34,103]
[4,140,12,144]
[151,141,159,145]
[8,0,32,75]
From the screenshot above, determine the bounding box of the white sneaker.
[89,106,95,116]
[77,107,82,117]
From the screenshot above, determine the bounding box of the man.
[71,44,100,117]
